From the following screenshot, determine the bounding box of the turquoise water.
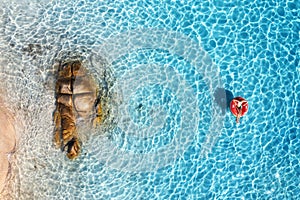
[0,0,299,199]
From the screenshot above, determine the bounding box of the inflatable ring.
[230,97,248,123]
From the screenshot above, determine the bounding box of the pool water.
[0,0,299,199]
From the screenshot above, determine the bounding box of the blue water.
[0,0,299,199]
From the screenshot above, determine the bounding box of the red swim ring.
[230,97,248,123]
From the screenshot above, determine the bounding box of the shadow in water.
[213,88,234,115]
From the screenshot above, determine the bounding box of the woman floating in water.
[230,97,248,123]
